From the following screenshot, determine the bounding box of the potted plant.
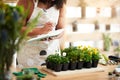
[76,46,84,69]
[91,48,101,67]
[103,33,112,51]
[83,46,92,68]
[0,1,40,79]
[65,47,78,70]
[46,54,62,72]
[52,54,62,72]
[46,55,54,69]
[61,56,69,71]
[46,54,56,70]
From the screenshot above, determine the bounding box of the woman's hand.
[35,22,54,34]
[41,22,54,34]
[27,22,54,36]
[49,30,64,40]
[40,29,64,41]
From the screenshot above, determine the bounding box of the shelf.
[65,32,120,42]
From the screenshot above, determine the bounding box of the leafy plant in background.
[0,1,41,79]
[103,33,112,51]
[114,46,120,53]
[114,46,120,57]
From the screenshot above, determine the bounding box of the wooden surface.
[40,65,117,80]
[13,65,117,80]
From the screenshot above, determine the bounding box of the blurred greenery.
[114,46,120,53]
[0,1,41,79]
[103,33,112,51]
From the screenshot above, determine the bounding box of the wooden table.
[40,65,117,80]
[13,65,117,80]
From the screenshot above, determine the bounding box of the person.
[16,0,66,67]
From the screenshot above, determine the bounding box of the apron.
[17,0,60,67]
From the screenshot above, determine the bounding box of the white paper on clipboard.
[27,29,64,42]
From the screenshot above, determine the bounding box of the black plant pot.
[92,60,99,68]
[51,64,55,70]
[69,62,77,70]
[46,61,54,70]
[46,61,52,69]
[76,61,84,69]
[83,62,92,68]
[54,64,62,72]
[62,63,69,71]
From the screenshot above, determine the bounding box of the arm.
[17,0,37,36]
[17,0,54,37]
[17,0,34,25]
[56,4,66,30]
[56,4,66,49]
[52,4,66,39]
[22,22,54,36]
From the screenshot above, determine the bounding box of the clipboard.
[27,29,64,42]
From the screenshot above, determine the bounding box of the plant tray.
[42,66,104,76]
